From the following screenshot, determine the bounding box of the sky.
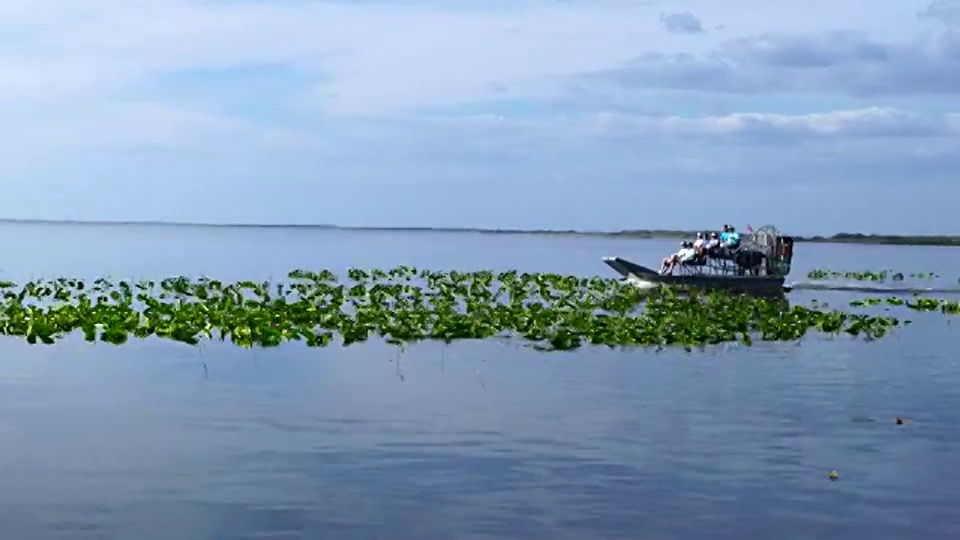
[1,0,959,235]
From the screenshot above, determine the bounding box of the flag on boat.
[746,224,754,232]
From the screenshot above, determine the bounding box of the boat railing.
[675,257,742,276]
[674,249,781,278]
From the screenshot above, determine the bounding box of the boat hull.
[602,256,787,295]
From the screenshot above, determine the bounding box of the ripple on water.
[0,307,956,538]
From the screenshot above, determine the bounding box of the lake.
[0,222,957,539]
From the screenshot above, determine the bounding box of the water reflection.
[0,329,955,538]
[0,225,956,538]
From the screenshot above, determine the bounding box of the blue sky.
[1,0,959,235]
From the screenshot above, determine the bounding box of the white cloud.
[4,101,328,155]
[0,0,932,112]
[607,107,960,141]
[0,0,956,234]
[401,107,960,146]
[919,0,960,23]
[0,0,667,113]
[589,28,960,96]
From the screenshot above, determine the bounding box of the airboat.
[602,225,794,296]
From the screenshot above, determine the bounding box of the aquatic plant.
[849,296,959,314]
[0,268,908,351]
[807,269,938,281]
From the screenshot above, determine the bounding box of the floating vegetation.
[807,269,938,281]
[0,268,915,351]
[849,296,960,314]
[849,298,883,307]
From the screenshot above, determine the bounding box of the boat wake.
[788,281,960,295]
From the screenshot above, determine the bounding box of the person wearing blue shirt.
[724,226,741,249]
[719,224,730,243]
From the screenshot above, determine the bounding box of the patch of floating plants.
[807,269,937,281]
[849,296,960,314]
[0,267,912,351]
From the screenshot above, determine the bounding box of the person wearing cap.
[693,232,706,250]
[706,231,721,251]
[722,226,741,249]
[700,231,720,258]
[660,241,697,275]
[693,232,711,259]
[719,224,731,244]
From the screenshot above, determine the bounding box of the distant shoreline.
[1,218,957,247]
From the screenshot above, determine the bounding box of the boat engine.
[774,236,794,276]
[744,225,793,277]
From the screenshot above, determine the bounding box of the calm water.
[0,222,957,539]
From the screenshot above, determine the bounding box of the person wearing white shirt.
[693,232,706,249]
[705,232,721,253]
[693,231,711,258]
[661,241,697,275]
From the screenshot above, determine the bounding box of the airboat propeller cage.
[744,225,793,277]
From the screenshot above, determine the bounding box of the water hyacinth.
[0,267,916,351]
[807,269,938,281]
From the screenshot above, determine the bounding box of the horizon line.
[0,218,954,239]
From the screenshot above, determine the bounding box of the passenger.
[705,231,721,251]
[693,232,706,250]
[660,241,685,274]
[713,227,734,259]
[660,241,696,275]
[719,224,730,244]
[693,232,711,259]
[723,226,741,249]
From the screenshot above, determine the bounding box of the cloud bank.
[0,0,955,234]
[661,12,705,34]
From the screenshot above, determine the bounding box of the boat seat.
[734,249,765,275]
[709,246,737,260]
